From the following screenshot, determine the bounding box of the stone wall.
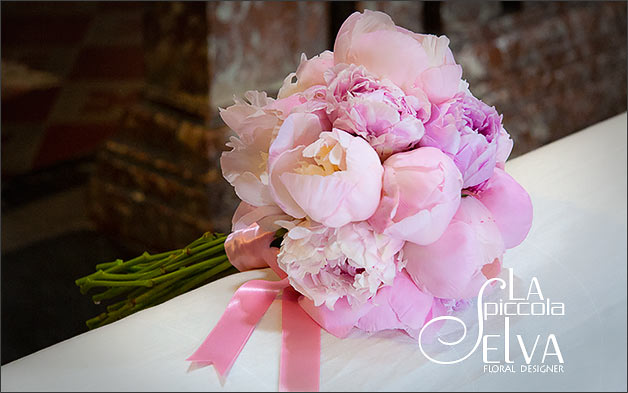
[88,1,627,251]
[443,1,627,156]
[88,2,330,251]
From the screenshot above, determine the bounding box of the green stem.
[77,231,238,330]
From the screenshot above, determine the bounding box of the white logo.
[418,268,565,373]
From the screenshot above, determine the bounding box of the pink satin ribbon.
[187,278,321,392]
[280,287,320,392]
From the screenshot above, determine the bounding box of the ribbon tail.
[280,287,321,392]
[187,278,290,377]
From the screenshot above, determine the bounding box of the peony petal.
[403,197,505,299]
[299,296,373,338]
[231,202,289,233]
[268,147,308,219]
[356,270,433,338]
[347,30,429,91]
[369,147,463,245]
[419,64,463,104]
[268,113,323,161]
[476,168,533,249]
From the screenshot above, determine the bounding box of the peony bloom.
[473,168,533,249]
[220,90,316,207]
[403,196,505,299]
[333,10,462,104]
[220,91,283,207]
[325,63,429,159]
[369,147,463,246]
[421,91,513,188]
[268,113,383,227]
[277,220,404,309]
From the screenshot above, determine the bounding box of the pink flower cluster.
[222,10,532,339]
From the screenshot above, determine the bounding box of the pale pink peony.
[268,114,383,227]
[220,90,314,207]
[325,63,429,159]
[220,91,282,207]
[277,220,404,309]
[369,147,463,246]
[333,10,462,104]
[421,91,513,188]
[403,196,505,299]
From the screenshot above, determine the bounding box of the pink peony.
[333,10,462,104]
[268,113,383,227]
[277,220,404,309]
[369,147,463,246]
[403,196,505,299]
[421,91,513,188]
[325,63,429,159]
[220,90,318,207]
[220,91,284,207]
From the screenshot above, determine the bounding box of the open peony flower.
[325,63,429,159]
[277,220,404,309]
[220,90,316,207]
[420,91,513,188]
[269,113,383,227]
[369,146,463,246]
[403,196,505,299]
[220,91,283,207]
[333,10,462,104]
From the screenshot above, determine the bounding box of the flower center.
[294,138,345,176]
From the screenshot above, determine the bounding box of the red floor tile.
[69,46,144,80]
[32,123,119,169]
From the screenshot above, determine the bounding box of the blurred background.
[1,1,626,364]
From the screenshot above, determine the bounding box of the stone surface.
[87,101,238,250]
[208,1,329,123]
[143,2,210,119]
[443,1,627,157]
[89,2,330,250]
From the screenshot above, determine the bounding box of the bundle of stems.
[75,232,238,330]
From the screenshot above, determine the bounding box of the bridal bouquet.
[219,9,532,338]
[77,10,532,390]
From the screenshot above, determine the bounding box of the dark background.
[1,1,626,365]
